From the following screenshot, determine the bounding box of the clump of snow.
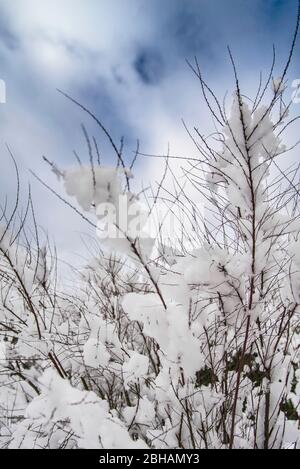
[64,166,122,212]
[122,352,149,386]
[25,369,147,449]
[83,338,110,368]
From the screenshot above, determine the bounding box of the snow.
[25,369,148,449]
[122,352,149,385]
[83,338,110,368]
[1,86,300,450]
[64,166,122,212]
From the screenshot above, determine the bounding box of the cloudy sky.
[0,0,300,269]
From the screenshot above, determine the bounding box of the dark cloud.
[134,49,164,85]
[171,4,213,58]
